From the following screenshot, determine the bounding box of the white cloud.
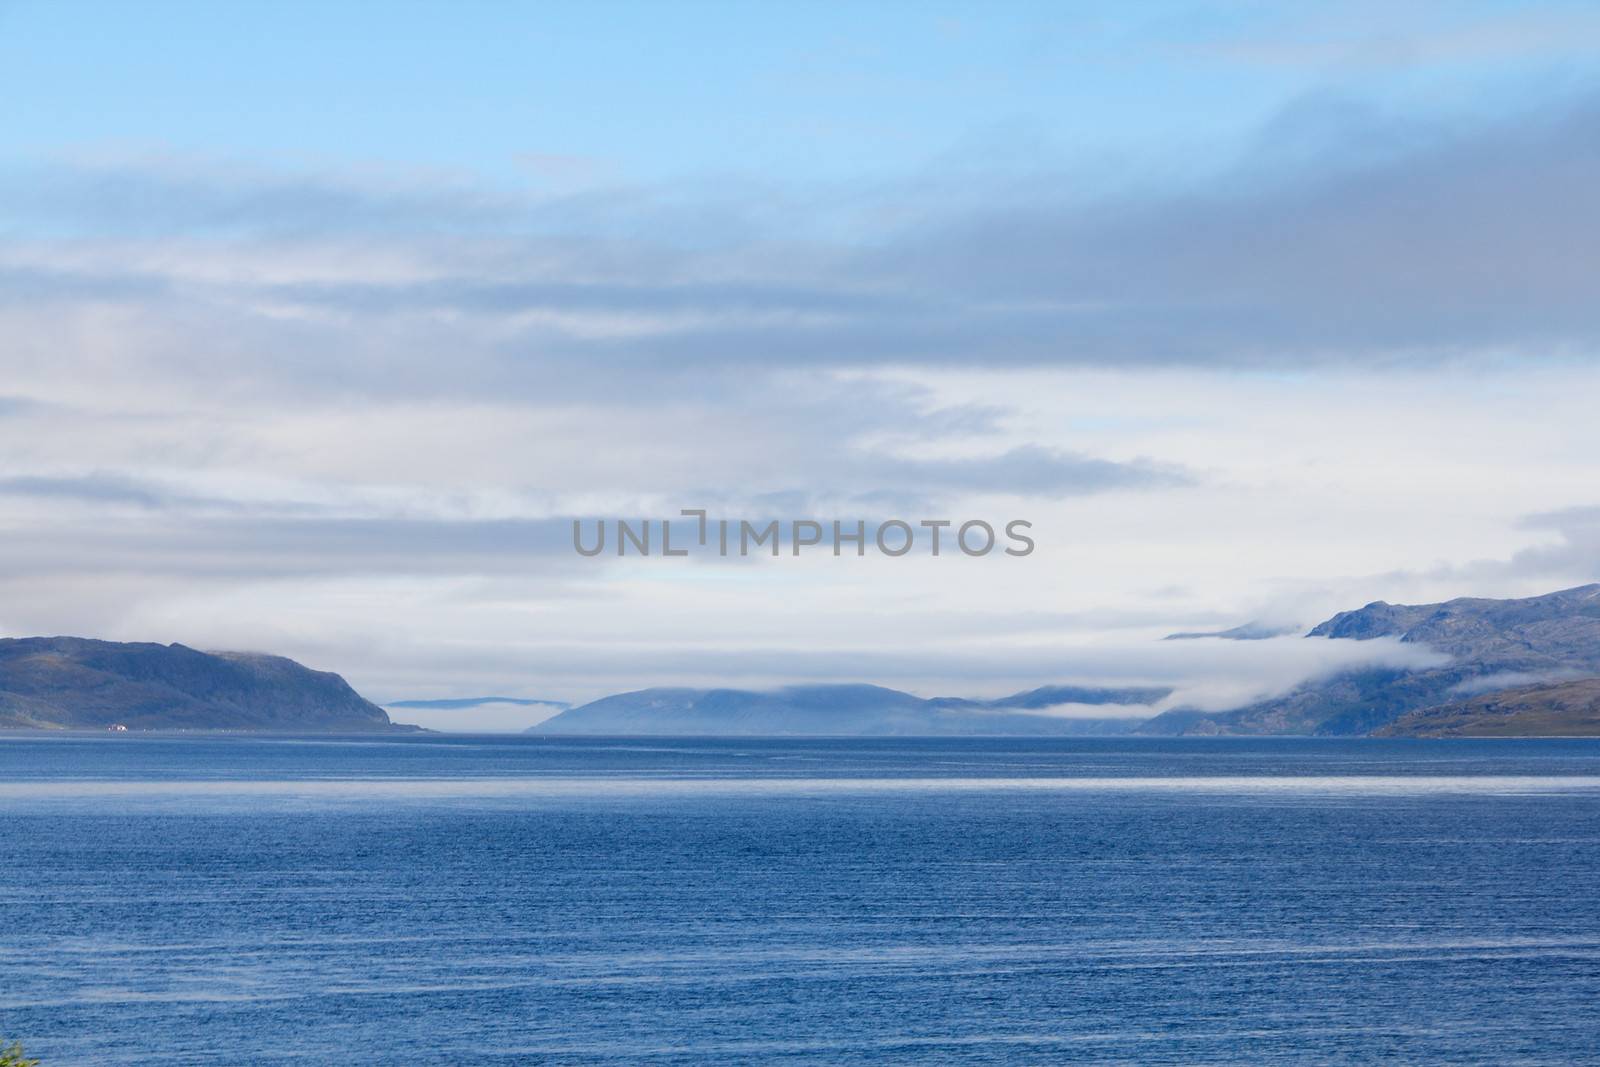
[3,93,1598,709]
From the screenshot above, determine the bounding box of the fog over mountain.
[1164,622,1301,641]
[531,683,1171,737]
[1143,584,1600,736]
[6,586,1598,736]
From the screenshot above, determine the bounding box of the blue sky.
[1,1,1598,717]
[5,0,1596,192]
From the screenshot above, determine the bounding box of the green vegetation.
[0,1040,39,1067]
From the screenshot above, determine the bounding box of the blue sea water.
[4,735,1600,1065]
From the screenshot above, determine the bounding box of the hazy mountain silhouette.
[0,637,394,731]
[530,682,1171,736]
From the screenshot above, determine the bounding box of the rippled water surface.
[4,734,1600,1064]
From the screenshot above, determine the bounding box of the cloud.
[868,445,1192,497]
[1,84,1596,704]
[1186,2,1600,70]
[0,263,172,306]
[0,472,225,510]
[1409,505,1600,588]
[1002,701,1161,721]
[0,153,520,237]
[4,90,1599,383]
[0,514,584,580]
[1498,507,1600,580]
[869,95,1600,365]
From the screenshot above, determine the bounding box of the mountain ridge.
[1141,583,1600,736]
[386,696,570,710]
[530,682,1172,736]
[1163,621,1300,641]
[0,637,395,732]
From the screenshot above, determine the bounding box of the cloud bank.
[0,81,1597,705]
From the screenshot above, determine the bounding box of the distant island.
[0,637,397,732]
[529,683,1172,737]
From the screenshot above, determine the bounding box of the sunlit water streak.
[4,773,1600,802]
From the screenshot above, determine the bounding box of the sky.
[1,1,1598,716]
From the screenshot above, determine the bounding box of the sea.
[3,734,1600,1065]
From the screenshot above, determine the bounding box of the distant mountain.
[529,682,1171,736]
[1377,678,1600,737]
[1141,584,1600,736]
[0,637,394,731]
[1306,584,1600,661]
[1163,621,1300,641]
[386,696,569,710]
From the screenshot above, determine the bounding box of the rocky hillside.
[1307,583,1600,664]
[531,682,1171,736]
[1141,584,1600,736]
[0,637,394,731]
[1377,677,1600,737]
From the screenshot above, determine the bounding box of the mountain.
[530,682,1172,736]
[0,637,394,731]
[1377,678,1600,737]
[1163,621,1299,641]
[386,696,569,710]
[1306,584,1600,663]
[1141,584,1600,736]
